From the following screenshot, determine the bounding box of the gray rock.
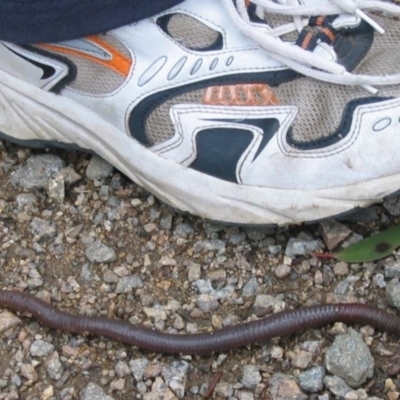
[268,244,282,255]
[149,208,160,222]
[143,363,164,380]
[162,360,190,399]
[47,172,65,203]
[16,193,37,209]
[137,381,148,395]
[110,378,125,391]
[107,196,121,207]
[206,269,226,283]
[59,166,81,185]
[80,382,115,400]
[241,365,262,389]
[160,215,173,231]
[334,276,360,295]
[85,241,116,263]
[30,340,54,357]
[291,351,313,369]
[193,279,214,294]
[193,239,226,255]
[214,382,234,398]
[386,279,400,310]
[143,377,176,400]
[86,155,114,180]
[385,263,400,279]
[341,233,364,248]
[129,358,149,381]
[11,373,22,387]
[11,154,65,189]
[5,390,19,400]
[213,285,235,300]
[275,264,291,279]
[285,238,321,257]
[30,217,56,241]
[245,228,267,241]
[323,375,352,397]
[0,311,21,334]
[174,223,195,236]
[229,233,246,245]
[80,263,94,282]
[20,363,38,382]
[45,351,63,380]
[103,270,119,283]
[319,220,352,251]
[143,307,167,321]
[196,294,219,313]
[253,294,285,317]
[323,264,335,286]
[333,262,349,276]
[203,221,223,236]
[268,374,307,400]
[237,392,255,400]
[373,273,386,289]
[115,276,143,293]
[189,386,199,395]
[383,197,400,216]
[114,361,131,379]
[187,262,201,282]
[325,329,374,387]
[144,223,157,233]
[242,277,258,298]
[298,367,325,393]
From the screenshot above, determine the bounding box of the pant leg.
[0,0,184,44]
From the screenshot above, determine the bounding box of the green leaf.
[335,225,400,263]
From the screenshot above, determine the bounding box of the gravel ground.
[1,142,400,400]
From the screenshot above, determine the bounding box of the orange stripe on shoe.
[39,36,132,78]
[316,16,325,26]
[203,84,280,107]
[320,27,336,42]
[301,32,313,49]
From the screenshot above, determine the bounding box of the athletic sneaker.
[1,0,400,225]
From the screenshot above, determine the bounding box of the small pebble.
[86,155,114,180]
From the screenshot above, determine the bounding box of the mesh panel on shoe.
[355,15,400,76]
[36,33,131,95]
[263,14,299,42]
[65,56,125,94]
[275,79,400,144]
[102,33,131,59]
[163,14,221,50]
[273,14,400,144]
[145,89,205,145]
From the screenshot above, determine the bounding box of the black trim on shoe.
[7,48,57,80]
[189,128,253,183]
[129,70,299,146]
[248,4,268,25]
[334,19,374,72]
[208,117,280,162]
[287,97,393,150]
[21,45,78,94]
[156,13,224,52]
[0,130,91,153]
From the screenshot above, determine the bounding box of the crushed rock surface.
[0,144,400,399]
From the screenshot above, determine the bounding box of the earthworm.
[0,290,399,355]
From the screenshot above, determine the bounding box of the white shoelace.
[222,0,400,93]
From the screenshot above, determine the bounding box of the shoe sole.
[0,69,397,226]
